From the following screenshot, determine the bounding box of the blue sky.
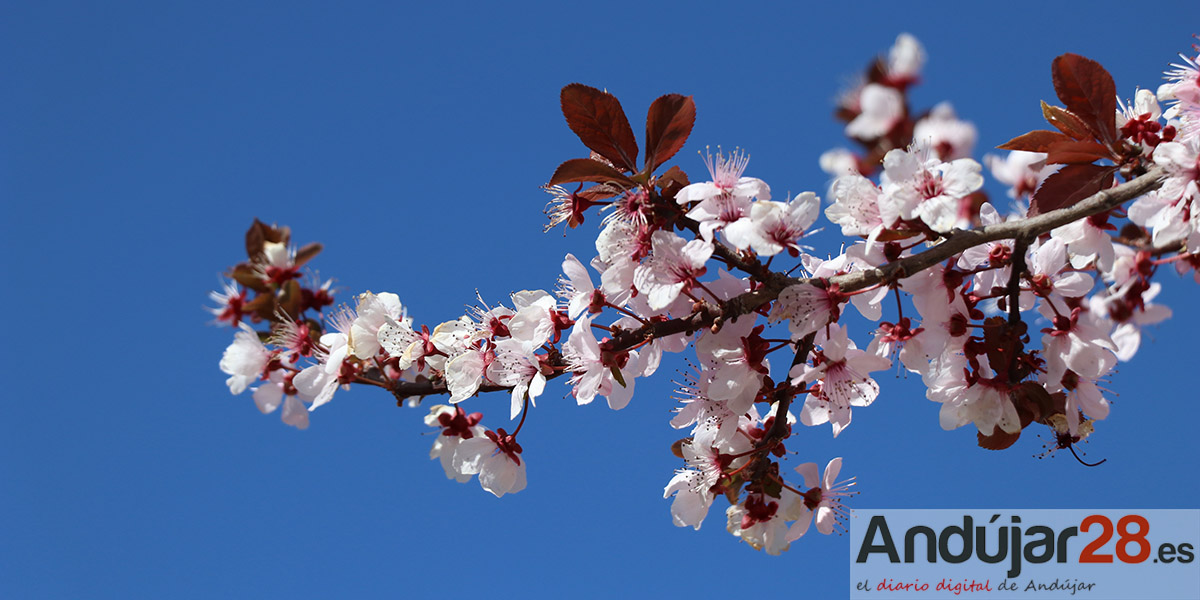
[3,2,1198,598]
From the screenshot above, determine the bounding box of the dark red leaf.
[997,130,1074,152]
[1041,102,1093,141]
[1011,382,1057,427]
[978,427,1021,451]
[1044,140,1110,165]
[278,280,303,319]
[1051,54,1117,143]
[671,438,688,459]
[577,187,620,203]
[229,263,268,293]
[294,242,323,268]
[655,165,690,202]
[644,94,696,174]
[980,316,1020,377]
[549,158,635,186]
[245,218,289,261]
[560,84,639,173]
[244,292,276,321]
[1029,164,1116,216]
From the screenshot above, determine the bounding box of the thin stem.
[768,472,808,497]
[511,395,530,437]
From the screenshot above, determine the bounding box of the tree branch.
[380,167,1167,403]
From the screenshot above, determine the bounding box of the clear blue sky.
[3,2,1198,598]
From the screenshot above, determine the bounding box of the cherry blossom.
[251,369,312,430]
[219,323,271,395]
[633,231,713,310]
[452,427,527,498]
[205,40,1200,558]
[675,147,769,206]
[426,404,485,483]
[790,457,856,538]
[791,324,891,437]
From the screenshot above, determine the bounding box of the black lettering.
[1024,526,1055,564]
[939,516,973,563]
[856,516,899,563]
[1159,542,1176,564]
[904,526,937,563]
[1056,526,1078,563]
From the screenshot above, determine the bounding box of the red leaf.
[245,218,290,261]
[655,165,690,202]
[1044,140,1111,165]
[1011,382,1057,427]
[294,242,323,268]
[1041,102,1093,141]
[560,84,639,173]
[997,130,1074,152]
[278,280,304,319]
[644,94,696,174]
[244,292,276,321]
[978,427,1021,451]
[1051,54,1117,143]
[549,158,635,186]
[229,263,269,293]
[1029,164,1116,216]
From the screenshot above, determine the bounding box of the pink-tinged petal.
[788,506,814,541]
[294,365,335,410]
[799,397,831,427]
[794,462,820,489]
[606,364,637,410]
[446,351,485,404]
[847,84,903,139]
[1111,323,1141,362]
[479,454,518,498]
[770,283,832,338]
[848,352,892,375]
[732,177,771,201]
[722,217,762,252]
[675,182,722,205]
[1076,380,1110,420]
[280,395,310,430]
[996,394,1021,434]
[452,437,492,476]
[680,238,715,268]
[573,369,603,405]
[850,287,886,321]
[509,385,526,420]
[815,506,836,535]
[1053,272,1094,297]
[939,402,969,431]
[252,384,283,414]
[823,457,843,489]
[562,254,593,292]
[508,462,527,495]
[528,372,547,401]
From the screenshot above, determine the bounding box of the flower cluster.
[210,36,1199,555]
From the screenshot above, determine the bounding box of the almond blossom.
[722,192,820,257]
[204,41,1200,560]
[675,147,769,206]
[252,369,312,430]
[879,147,983,233]
[633,230,713,311]
[726,491,802,556]
[790,457,856,538]
[452,427,527,498]
[426,404,485,483]
[790,324,891,437]
[219,323,271,395]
